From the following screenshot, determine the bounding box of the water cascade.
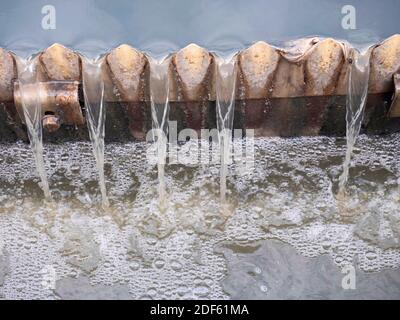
[215,54,238,205]
[148,56,171,210]
[1,33,400,300]
[14,56,51,199]
[81,56,109,207]
[338,47,372,197]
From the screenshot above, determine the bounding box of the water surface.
[0,135,399,299]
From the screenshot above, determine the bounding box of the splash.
[81,56,109,207]
[15,56,51,199]
[215,54,238,205]
[148,56,171,210]
[338,47,372,197]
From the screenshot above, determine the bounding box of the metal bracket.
[13,80,85,132]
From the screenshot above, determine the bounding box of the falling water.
[215,54,238,204]
[338,47,372,196]
[148,56,171,210]
[81,57,109,207]
[15,56,51,199]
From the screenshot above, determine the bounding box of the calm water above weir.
[1,135,400,299]
[1,0,399,56]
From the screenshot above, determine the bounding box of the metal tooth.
[238,41,280,99]
[305,38,346,96]
[170,44,213,133]
[104,45,149,140]
[173,43,213,101]
[40,43,81,81]
[42,114,61,132]
[369,34,400,94]
[238,39,349,99]
[106,44,148,102]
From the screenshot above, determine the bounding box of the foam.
[0,134,399,299]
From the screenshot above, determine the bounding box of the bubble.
[170,260,183,271]
[366,251,378,260]
[153,259,166,269]
[260,284,268,293]
[193,284,210,298]
[0,134,400,299]
[129,262,140,271]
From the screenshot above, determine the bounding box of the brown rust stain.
[305,38,345,96]
[173,43,213,102]
[272,59,305,98]
[172,44,213,132]
[13,81,84,126]
[389,71,400,118]
[238,41,280,100]
[106,44,148,102]
[0,48,17,102]
[40,43,81,81]
[369,34,400,94]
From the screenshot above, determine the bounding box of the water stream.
[81,57,109,207]
[338,47,372,197]
[215,54,238,205]
[148,56,171,210]
[14,56,51,199]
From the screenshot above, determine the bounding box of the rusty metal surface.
[0,35,400,140]
[238,41,280,100]
[40,44,81,81]
[0,48,16,102]
[369,35,400,94]
[389,72,400,118]
[106,44,148,102]
[42,114,61,132]
[172,44,214,101]
[13,81,84,126]
[171,44,214,133]
[0,36,398,101]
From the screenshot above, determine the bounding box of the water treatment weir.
[1,0,400,301]
[1,36,400,142]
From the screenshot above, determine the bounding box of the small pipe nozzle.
[42,114,61,132]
